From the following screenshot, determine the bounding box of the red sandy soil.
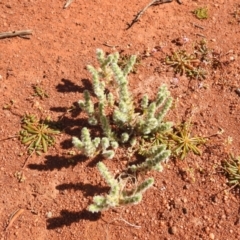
[0,0,240,239]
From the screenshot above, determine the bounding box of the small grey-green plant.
[88,162,154,213]
[72,127,117,159]
[72,49,173,212]
[129,144,171,172]
[118,53,141,74]
[73,49,173,159]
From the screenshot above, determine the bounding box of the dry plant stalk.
[5,209,25,231]
[63,0,74,9]
[0,30,32,39]
[127,0,177,29]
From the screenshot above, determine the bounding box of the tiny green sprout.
[230,5,240,23]
[3,99,15,110]
[223,155,240,188]
[19,114,60,155]
[194,39,210,62]
[14,171,26,183]
[32,85,49,99]
[193,7,208,20]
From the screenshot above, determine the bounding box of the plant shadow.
[56,182,109,197]
[50,101,82,118]
[47,209,101,229]
[56,78,92,93]
[27,154,88,171]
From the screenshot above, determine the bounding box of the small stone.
[46,212,52,218]
[209,233,215,239]
[170,77,179,85]
[169,226,177,235]
[221,214,226,220]
[182,207,187,214]
[159,221,165,227]
[205,227,210,233]
[211,195,217,203]
[181,197,187,203]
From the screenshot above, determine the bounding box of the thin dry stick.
[196,33,206,38]
[5,209,25,231]
[102,208,141,230]
[113,216,141,228]
[103,42,119,48]
[127,0,173,29]
[192,23,204,29]
[0,30,32,39]
[63,0,74,9]
[22,149,35,168]
[0,136,18,142]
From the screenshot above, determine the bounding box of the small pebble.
[205,227,210,233]
[235,88,240,97]
[46,212,52,218]
[209,233,215,239]
[181,197,187,203]
[182,207,187,214]
[169,226,177,235]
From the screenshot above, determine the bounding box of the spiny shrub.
[73,49,172,161]
[72,49,173,212]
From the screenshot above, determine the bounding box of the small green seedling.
[169,122,206,160]
[14,171,26,183]
[230,5,240,23]
[194,39,210,62]
[33,85,49,99]
[19,114,60,155]
[193,7,208,19]
[223,155,240,188]
[3,99,15,110]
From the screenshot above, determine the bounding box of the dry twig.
[127,0,183,29]
[127,0,174,29]
[63,0,74,9]
[5,209,25,231]
[0,30,32,39]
